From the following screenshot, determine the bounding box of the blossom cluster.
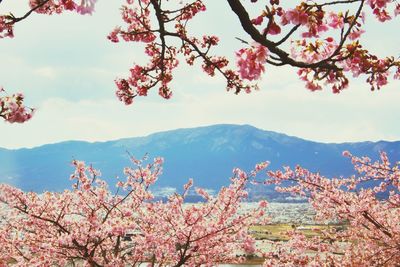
[28,0,97,15]
[236,43,268,81]
[0,16,14,38]
[0,0,97,40]
[0,88,33,123]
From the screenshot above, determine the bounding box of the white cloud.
[151,187,177,197]
[0,0,399,149]
[34,67,58,79]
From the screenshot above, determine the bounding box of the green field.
[249,223,346,241]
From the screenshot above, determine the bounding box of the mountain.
[1,124,399,201]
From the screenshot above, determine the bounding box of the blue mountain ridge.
[1,124,399,201]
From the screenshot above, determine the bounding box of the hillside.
[1,124,399,200]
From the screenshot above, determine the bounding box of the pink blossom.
[0,16,14,39]
[115,79,135,105]
[61,0,77,11]
[281,8,309,26]
[373,8,391,22]
[236,43,268,81]
[367,0,391,9]
[107,27,120,43]
[183,178,193,191]
[267,21,281,35]
[251,15,264,25]
[76,0,97,15]
[348,29,365,40]
[0,90,34,123]
[395,4,400,16]
[328,12,344,29]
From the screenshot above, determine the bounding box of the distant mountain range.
[1,124,399,201]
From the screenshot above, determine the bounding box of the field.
[235,223,348,265]
[249,223,346,241]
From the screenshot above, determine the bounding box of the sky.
[0,0,400,149]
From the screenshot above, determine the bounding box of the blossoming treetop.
[1,150,399,266]
[0,156,267,266]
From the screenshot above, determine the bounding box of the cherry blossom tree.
[2,151,399,266]
[1,1,400,264]
[1,0,400,109]
[258,151,400,266]
[0,156,267,266]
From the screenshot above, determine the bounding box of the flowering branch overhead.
[109,0,400,106]
[109,0,255,105]
[1,0,400,111]
[0,0,96,38]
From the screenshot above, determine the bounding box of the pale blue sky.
[0,0,399,148]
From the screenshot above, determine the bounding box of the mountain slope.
[1,124,399,200]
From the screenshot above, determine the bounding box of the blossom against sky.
[0,0,399,149]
